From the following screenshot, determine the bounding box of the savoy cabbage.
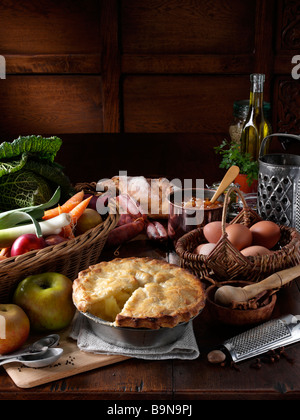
[0,135,72,211]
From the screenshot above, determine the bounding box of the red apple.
[0,304,30,355]
[10,234,46,257]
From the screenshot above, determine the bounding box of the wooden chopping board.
[3,328,129,389]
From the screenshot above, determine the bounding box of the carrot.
[61,195,92,239]
[42,190,85,220]
[61,223,75,240]
[69,195,92,224]
[57,205,74,240]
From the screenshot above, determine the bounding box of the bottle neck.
[249,91,264,110]
[249,74,265,111]
[251,73,265,93]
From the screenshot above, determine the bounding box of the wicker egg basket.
[0,182,119,303]
[176,186,300,284]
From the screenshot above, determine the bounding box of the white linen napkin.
[70,313,200,360]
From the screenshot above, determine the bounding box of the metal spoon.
[0,347,64,368]
[0,334,60,361]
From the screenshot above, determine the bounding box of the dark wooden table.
[0,237,300,401]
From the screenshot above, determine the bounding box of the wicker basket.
[176,186,300,284]
[0,183,119,303]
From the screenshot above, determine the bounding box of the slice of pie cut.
[72,257,205,329]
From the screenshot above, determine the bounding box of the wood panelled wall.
[0,0,299,183]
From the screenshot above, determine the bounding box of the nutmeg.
[207,350,226,364]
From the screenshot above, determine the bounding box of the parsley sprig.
[214,139,259,186]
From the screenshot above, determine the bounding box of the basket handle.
[221,186,248,235]
[259,133,300,159]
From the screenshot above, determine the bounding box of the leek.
[0,213,71,248]
[9,211,42,238]
[0,187,61,229]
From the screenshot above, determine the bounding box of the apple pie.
[72,257,205,329]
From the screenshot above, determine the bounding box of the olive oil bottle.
[240,74,271,161]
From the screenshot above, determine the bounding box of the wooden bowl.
[206,281,277,326]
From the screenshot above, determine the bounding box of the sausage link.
[117,213,136,227]
[146,221,168,242]
[106,219,145,247]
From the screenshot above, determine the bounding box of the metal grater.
[223,314,300,363]
[258,133,300,230]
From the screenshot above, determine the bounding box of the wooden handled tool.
[209,165,240,204]
[214,265,300,307]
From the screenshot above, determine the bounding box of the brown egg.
[241,245,272,257]
[225,224,252,251]
[194,243,216,256]
[203,221,228,244]
[250,221,281,249]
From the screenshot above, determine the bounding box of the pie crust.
[72,257,205,329]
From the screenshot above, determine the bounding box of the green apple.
[0,304,30,355]
[13,273,75,332]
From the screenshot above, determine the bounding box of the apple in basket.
[13,273,75,332]
[0,304,30,355]
[10,234,46,257]
[75,208,103,235]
